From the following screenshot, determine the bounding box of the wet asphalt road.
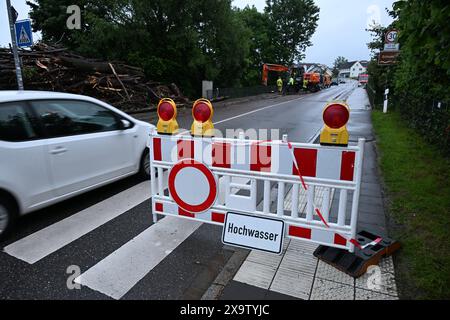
[0,82,358,299]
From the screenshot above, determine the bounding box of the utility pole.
[6,0,24,90]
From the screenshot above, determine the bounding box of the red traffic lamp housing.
[320,102,350,146]
[157,98,179,135]
[191,98,214,136]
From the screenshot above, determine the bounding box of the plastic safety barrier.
[149,129,365,252]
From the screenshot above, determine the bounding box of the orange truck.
[262,63,329,93]
[323,75,332,88]
[303,72,321,92]
[261,63,290,86]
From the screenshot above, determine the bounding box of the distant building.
[299,63,333,76]
[338,61,368,78]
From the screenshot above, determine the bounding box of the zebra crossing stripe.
[3,181,153,264]
[74,216,202,300]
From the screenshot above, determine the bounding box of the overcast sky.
[233,0,396,66]
[1,0,395,67]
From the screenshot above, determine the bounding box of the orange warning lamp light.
[191,98,214,136]
[320,101,350,146]
[157,98,179,135]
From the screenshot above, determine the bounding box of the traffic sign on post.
[6,0,24,90]
[385,29,398,44]
[15,19,33,48]
[378,51,400,65]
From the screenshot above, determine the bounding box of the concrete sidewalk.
[211,87,399,300]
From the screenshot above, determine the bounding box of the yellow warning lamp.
[157,98,179,135]
[191,98,214,137]
[320,101,350,146]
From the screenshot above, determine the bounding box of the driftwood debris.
[0,43,189,112]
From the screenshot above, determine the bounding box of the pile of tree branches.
[0,43,189,112]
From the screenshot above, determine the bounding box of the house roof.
[299,63,331,73]
[359,60,369,67]
[339,61,358,70]
[339,60,369,70]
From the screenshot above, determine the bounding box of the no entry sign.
[168,159,217,213]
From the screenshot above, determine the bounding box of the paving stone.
[360,184,382,194]
[246,250,283,268]
[361,182,382,193]
[358,212,386,226]
[362,175,380,183]
[379,256,395,274]
[269,267,314,300]
[355,288,398,300]
[356,202,385,215]
[265,290,301,300]
[279,250,318,275]
[359,195,384,206]
[287,238,318,254]
[358,207,385,217]
[234,261,277,289]
[310,278,354,300]
[355,258,398,297]
[357,222,388,237]
[315,260,354,286]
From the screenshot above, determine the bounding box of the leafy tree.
[26,0,320,95]
[235,5,275,86]
[391,0,449,155]
[332,56,348,77]
[265,0,319,64]
[366,0,449,156]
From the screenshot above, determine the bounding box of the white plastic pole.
[337,189,348,226]
[263,180,271,213]
[291,183,299,218]
[306,186,314,221]
[349,138,365,252]
[321,187,330,222]
[383,88,389,113]
[277,182,285,216]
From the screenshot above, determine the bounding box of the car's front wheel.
[0,197,15,240]
[139,148,151,180]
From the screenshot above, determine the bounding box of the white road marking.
[74,216,202,300]
[213,97,306,125]
[176,96,307,136]
[3,181,154,264]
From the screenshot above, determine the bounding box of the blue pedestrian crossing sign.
[15,19,33,48]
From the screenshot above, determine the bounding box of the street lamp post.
[6,0,24,90]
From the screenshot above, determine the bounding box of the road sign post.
[379,29,400,65]
[6,0,24,90]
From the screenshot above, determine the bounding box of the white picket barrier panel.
[148,128,365,252]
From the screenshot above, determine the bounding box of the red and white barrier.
[149,130,365,252]
[151,136,356,181]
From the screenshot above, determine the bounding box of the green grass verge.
[372,110,450,299]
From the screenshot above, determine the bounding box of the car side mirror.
[120,119,132,129]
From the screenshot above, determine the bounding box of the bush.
[367,0,450,155]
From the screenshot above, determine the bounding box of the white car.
[0,91,154,237]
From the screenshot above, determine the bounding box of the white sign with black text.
[384,43,400,51]
[222,212,285,254]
